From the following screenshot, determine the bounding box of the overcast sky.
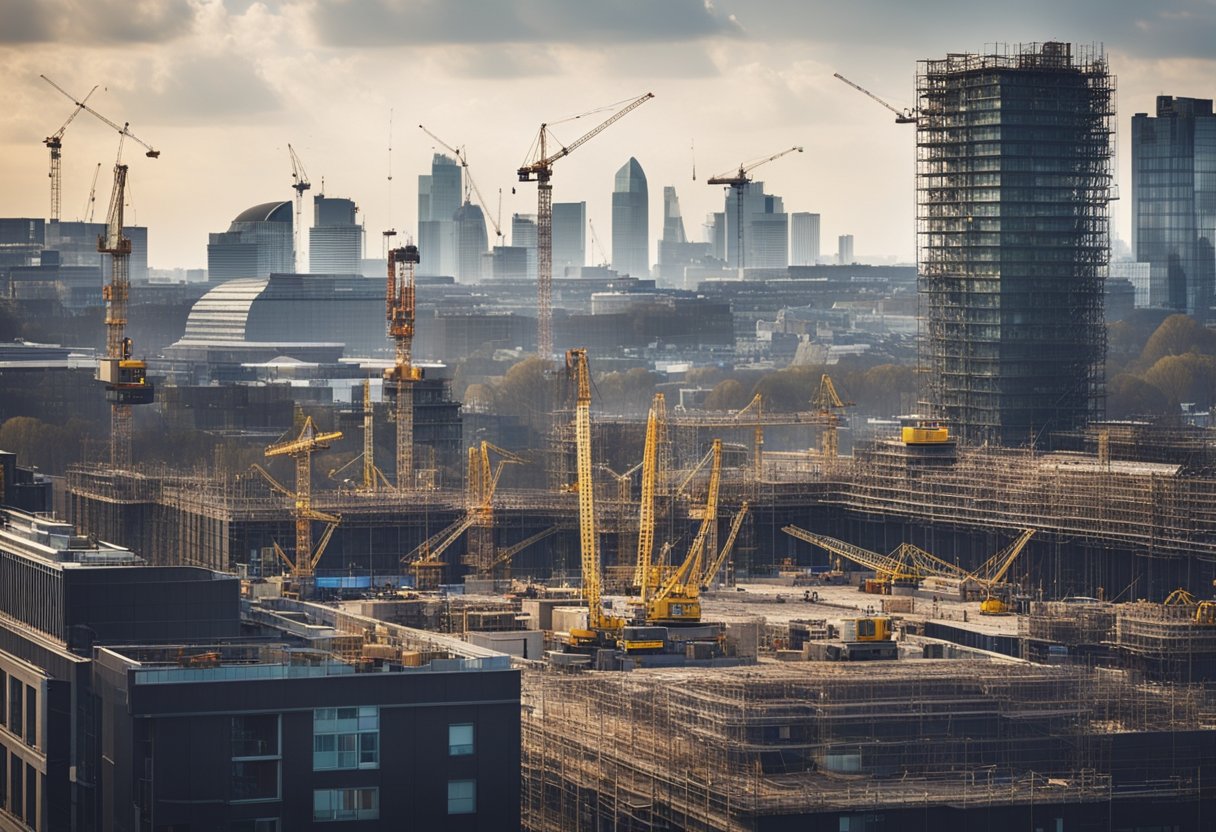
[1,0,1213,270]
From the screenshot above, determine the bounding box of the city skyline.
[0,1,1213,269]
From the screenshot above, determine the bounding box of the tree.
[751,365,823,412]
[704,379,749,411]
[1143,353,1216,409]
[1106,374,1171,419]
[1138,314,1216,370]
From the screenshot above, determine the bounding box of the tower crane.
[386,244,422,490]
[41,75,161,160]
[518,92,655,358]
[287,144,310,272]
[262,416,343,587]
[41,82,98,223]
[813,374,853,458]
[588,218,609,268]
[647,439,722,624]
[634,393,665,598]
[833,72,917,124]
[733,393,765,482]
[707,145,802,271]
[83,162,102,223]
[465,441,527,577]
[419,125,504,241]
[565,348,625,646]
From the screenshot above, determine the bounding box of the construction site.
[13,43,1216,831]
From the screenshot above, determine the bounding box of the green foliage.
[704,379,750,411]
[1138,314,1216,370]
[1142,353,1216,408]
[1106,373,1170,420]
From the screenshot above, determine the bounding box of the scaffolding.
[917,43,1114,446]
[521,662,1214,831]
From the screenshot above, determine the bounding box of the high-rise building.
[657,186,711,284]
[611,157,649,278]
[418,154,462,277]
[1131,96,1216,315]
[511,213,538,281]
[552,202,586,275]
[708,212,726,262]
[454,201,488,281]
[791,213,821,266]
[207,201,293,282]
[837,234,854,265]
[310,195,362,274]
[917,42,1113,446]
[721,181,788,269]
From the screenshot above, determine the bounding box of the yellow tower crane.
[702,500,749,590]
[707,146,803,271]
[565,348,625,646]
[813,373,853,458]
[465,441,526,577]
[634,393,664,598]
[518,93,654,358]
[262,417,343,585]
[386,243,422,490]
[647,439,722,624]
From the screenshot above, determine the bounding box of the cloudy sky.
[1,0,1214,270]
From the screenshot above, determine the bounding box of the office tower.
[512,213,538,280]
[721,181,788,269]
[1132,96,1216,315]
[611,157,649,277]
[708,212,726,262]
[837,234,854,265]
[207,201,293,282]
[454,201,488,281]
[552,202,586,275]
[657,186,711,284]
[309,195,362,274]
[917,42,1113,446]
[418,154,462,277]
[791,213,821,265]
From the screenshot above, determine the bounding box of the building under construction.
[917,42,1114,446]
[521,661,1215,831]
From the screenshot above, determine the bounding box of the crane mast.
[634,393,664,601]
[264,417,343,585]
[518,93,654,358]
[288,144,310,272]
[42,83,98,223]
[386,244,422,490]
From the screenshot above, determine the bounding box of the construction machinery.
[96,162,154,469]
[633,393,664,596]
[782,526,968,593]
[707,145,803,271]
[564,348,625,646]
[41,75,160,160]
[812,374,852,458]
[969,529,1035,615]
[805,616,899,661]
[518,93,654,358]
[646,439,722,625]
[901,416,951,445]
[419,124,504,242]
[1164,589,1216,625]
[733,393,764,482]
[833,72,917,124]
[260,416,343,587]
[465,441,526,577]
[41,81,98,222]
[385,244,422,490]
[401,514,479,589]
[702,500,749,590]
[287,144,310,272]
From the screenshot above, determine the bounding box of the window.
[24,686,35,749]
[24,764,34,829]
[447,779,476,815]
[7,680,20,739]
[448,723,474,756]
[313,787,378,821]
[313,707,378,770]
[0,742,6,808]
[231,715,280,803]
[9,754,21,821]
[231,715,279,759]
[0,670,6,729]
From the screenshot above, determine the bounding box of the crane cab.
[98,357,154,405]
[647,596,702,625]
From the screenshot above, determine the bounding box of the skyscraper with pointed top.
[611,157,649,278]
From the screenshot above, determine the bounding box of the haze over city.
[1,0,1214,268]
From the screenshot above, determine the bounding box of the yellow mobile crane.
[565,348,626,646]
[782,526,968,593]
[518,93,654,358]
[647,439,722,624]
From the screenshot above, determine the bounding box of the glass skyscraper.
[1131,96,1216,316]
[611,157,649,278]
[917,42,1114,446]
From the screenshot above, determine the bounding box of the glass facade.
[1131,96,1216,315]
[447,779,476,814]
[612,157,650,278]
[917,43,1113,446]
[313,707,379,770]
[313,787,379,821]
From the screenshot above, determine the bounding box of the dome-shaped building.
[206,201,293,282]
